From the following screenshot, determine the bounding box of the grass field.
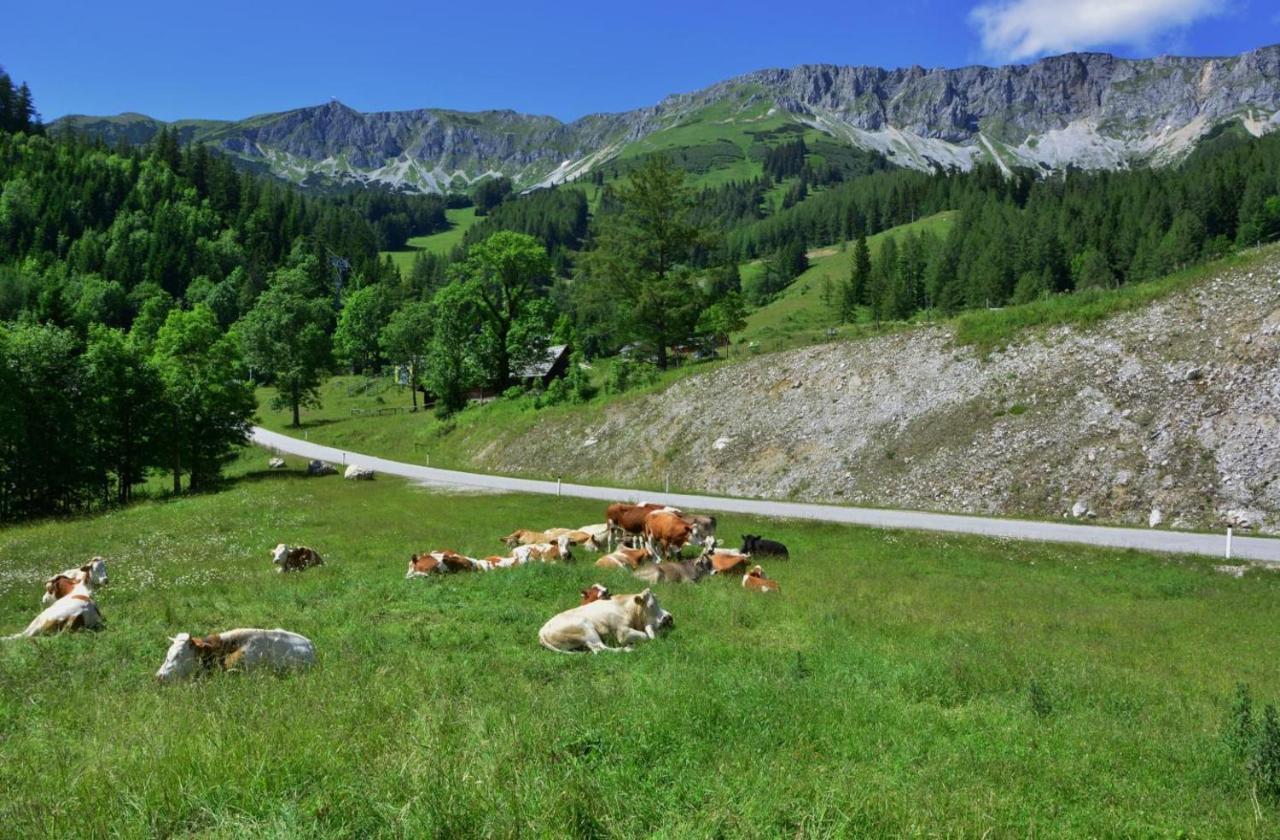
[382,206,479,273]
[738,212,957,352]
[2,449,1279,835]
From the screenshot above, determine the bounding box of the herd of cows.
[1,497,791,673]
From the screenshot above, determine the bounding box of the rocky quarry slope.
[473,253,1280,535]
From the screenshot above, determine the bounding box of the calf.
[705,545,751,576]
[741,534,789,560]
[644,511,694,560]
[633,553,711,585]
[595,545,651,570]
[272,544,324,572]
[41,557,109,606]
[538,588,673,654]
[5,579,104,640]
[155,628,314,681]
[579,583,611,605]
[742,565,781,594]
[513,535,573,564]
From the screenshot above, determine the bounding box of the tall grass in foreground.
[1,450,1279,836]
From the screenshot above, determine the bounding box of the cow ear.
[633,594,644,605]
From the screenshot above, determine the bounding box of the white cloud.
[970,0,1227,61]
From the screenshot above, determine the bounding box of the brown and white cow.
[500,529,550,548]
[605,503,665,550]
[406,550,484,577]
[742,565,781,594]
[579,583,611,605]
[41,557,109,606]
[700,540,751,576]
[643,510,694,560]
[155,628,314,681]
[272,544,324,573]
[5,578,104,640]
[595,545,652,570]
[513,534,573,565]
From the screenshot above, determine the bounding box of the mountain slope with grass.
[267,245,1280,535]
[52,44,1280,192]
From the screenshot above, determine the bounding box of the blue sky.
[3,0,1278,123]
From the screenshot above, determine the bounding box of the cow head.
[271,544,290,567]
[580,583,610,605]
[740,535,759,553]
[747,565,766,579]
[634,588,673,633]
[82,556,108,586]
[156,633,206,681]
[557,534,572,560]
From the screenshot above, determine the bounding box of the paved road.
[252,426,1280,564]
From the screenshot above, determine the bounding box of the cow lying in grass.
[595,545,651,570]
[741,535,789,560]
[41,556,109,605]
[406,550,487,576]
[5,578,104,640]
[579,583,611,605]
[702,541,751,576]
[633,552,712,584]
[538,588,673,654]
[272,544,324,573]
[155,628,315,681]
[742,565,780,593]
[513,534,573,564]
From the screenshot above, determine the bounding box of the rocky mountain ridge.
[53,44,1280,192]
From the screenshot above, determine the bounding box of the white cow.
[538,588,673,654]
[155,628,315,681]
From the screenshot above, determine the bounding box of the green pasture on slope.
[1,450,1278,835]
[381,206,479,272]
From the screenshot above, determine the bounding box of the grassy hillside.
[737,212,957,352]
[3,449,1278,834]
[382,206,479,271]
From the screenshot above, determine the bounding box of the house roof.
[519,344,569,379]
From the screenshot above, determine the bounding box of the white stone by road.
[253,427,1280,564]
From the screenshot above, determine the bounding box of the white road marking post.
[557,477,562,498]
[1227,527,1233,560]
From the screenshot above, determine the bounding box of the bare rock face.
[52,46,1280,191]
[467,252,1280,535]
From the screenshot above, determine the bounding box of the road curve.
[252,426,1280,564]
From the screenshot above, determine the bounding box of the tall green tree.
[843,229,872,322]
[423,283,478,416]
[151,306,254,492]
[580,155,704,369]
[453,230,551,389]
[82,326,167,504]
[237,284,332,427]
[380,301,434,410]
[333,284,392,373]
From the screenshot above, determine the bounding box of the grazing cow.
[644,511,694,560]
[742,565,781,594]
[595,545,651,570]
[633,553,712,584]
[344,464,374,481]
[406,550,484,577]
[513,535,573,565]
[41,557,109,606]
[155,628,314,681]
[579,583,611,605]
[272,544,324,572]
[538,588,673,654]
[5,579,104,640]
[605,503,664,550]
[501,529,550,548]
[741,535,790,560]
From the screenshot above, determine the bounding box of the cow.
[5,579,104,640]
[741,535,790,560]
[644,510,694,560]
[633,553,712,585]
[479,554,517,569]
[595,545,651,570]
[272,544,324,572]
[41,557,108,606]
[742,565,781,594]
[682,514,717,545]
[155,628,314,681]
[513,535,573,565]
[576,524,611,550]
[703,542,751,575]
[538,588,673,654]
[579,583,611,605]
[605,503,665,550]
[406,550,484,577]
[501,529,551,548]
